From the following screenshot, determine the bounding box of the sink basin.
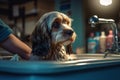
[0,53,120,80]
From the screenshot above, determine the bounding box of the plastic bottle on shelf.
[106,30,114,49]
[94,32,100,53]
[87,32,96,53]
[99,31,106,53]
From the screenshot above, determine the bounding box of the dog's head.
[31,11,76,58]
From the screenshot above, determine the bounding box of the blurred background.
[0,0,120,53]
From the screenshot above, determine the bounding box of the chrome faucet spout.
[89,15,115,25]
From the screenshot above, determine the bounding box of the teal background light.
[55,0,85,52]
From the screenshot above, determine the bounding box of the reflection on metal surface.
[75,63,88,66]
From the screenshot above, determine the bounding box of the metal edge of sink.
[0,56,120,74]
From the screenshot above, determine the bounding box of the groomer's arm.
[0,34,32,60]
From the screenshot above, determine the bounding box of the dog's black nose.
[65,30,74,36]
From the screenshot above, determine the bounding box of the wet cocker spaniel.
[30,11,76,61]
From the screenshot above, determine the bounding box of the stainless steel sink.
[0,56,12,60]
[68,53,120,61]
[0,53,120,80]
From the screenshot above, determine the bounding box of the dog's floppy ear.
[31,17,51,56]
[66,44,73,55]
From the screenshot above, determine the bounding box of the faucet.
[89,15,119,58]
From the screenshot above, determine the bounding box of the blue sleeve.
[0,19,13,42]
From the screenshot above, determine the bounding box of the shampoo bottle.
[99,31,106,53]
[87,32,96,53]
[94,32,100,53]
[106,30,114,49]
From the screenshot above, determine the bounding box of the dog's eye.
[63,20,69,24]
[52,22,60,29]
